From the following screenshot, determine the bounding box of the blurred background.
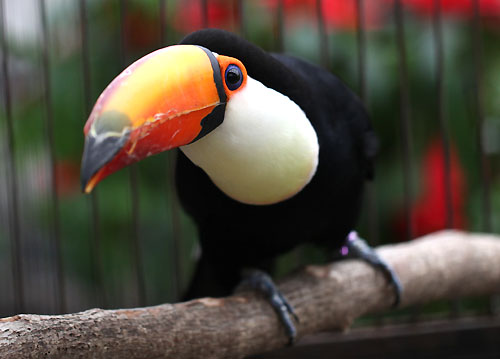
[0,0,499,329]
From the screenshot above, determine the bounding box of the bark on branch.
[1,230,500,359]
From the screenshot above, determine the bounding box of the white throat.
[180,76,319,205]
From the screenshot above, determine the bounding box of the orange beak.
[80,45,228,193]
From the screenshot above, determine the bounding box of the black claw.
[390,272,403,307]
[339,231,403,308]
[239,269,298,345]
[373,255,402,307]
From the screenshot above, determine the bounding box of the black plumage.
[177,29,377,299]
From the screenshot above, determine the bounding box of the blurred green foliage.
[0,0,498,317]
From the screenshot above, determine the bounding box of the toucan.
[80,29,400,343]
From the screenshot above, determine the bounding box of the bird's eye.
[225,64,243,91]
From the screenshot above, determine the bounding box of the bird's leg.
[237,269,299,345]
[336,231,402,307]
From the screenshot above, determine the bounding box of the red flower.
[174,0,237,33]
[55,160,80,198]
[321,0,389,30]
[393,138,467,240]
[398,0,500,19]
[265,0,389,30]
[123,7,160,51]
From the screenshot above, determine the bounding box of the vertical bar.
[79,0,106,308]
[471,0,492,233]
[39,0,66,313]
[0,0,25,314]
[394,0,421,323]
[316,0,329,69]
[128,168,146,306]
[432,0,461,317]
[355,0,379,246]
[159,0,183,301]
[159,0,167,45]
[166,156,183,301]
[470,0,496,315]
[201,0,208,28]
[235,0,245,38]
[355,0,366,103]
[355,0,383,327]
[119,0,147,307]
[274,0,284,52]
[394,0,414,242]
[433,0,453,229]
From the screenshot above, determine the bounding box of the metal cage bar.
[79,0,106,308]
[0,0,24,314]
[166,152,183,301]
[39,0,66,314]
[159,0,184,301]
[432,0,463,318]
[355,0,367,104]
[471,0,492,233]
[394,0,415,242]
[118,0,147,308]
[236,0,246,38]
[201,0,209,29]
[355,0,380,246]
[470,0,497,315]
[432,0,454,230]
[316,0,329,69]
[275,0,285,52]
[159,0,167,45]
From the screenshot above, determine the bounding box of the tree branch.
[1,230,500,359]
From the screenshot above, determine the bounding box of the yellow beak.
[80,45,227,193]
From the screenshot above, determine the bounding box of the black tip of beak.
[80,133,130,192]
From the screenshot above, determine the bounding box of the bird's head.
[80,44,247,193]
[81,29,319,205]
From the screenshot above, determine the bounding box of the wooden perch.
[1,230,500,359]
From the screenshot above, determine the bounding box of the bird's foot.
[238,269,299,345]
[338,231,402,307]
